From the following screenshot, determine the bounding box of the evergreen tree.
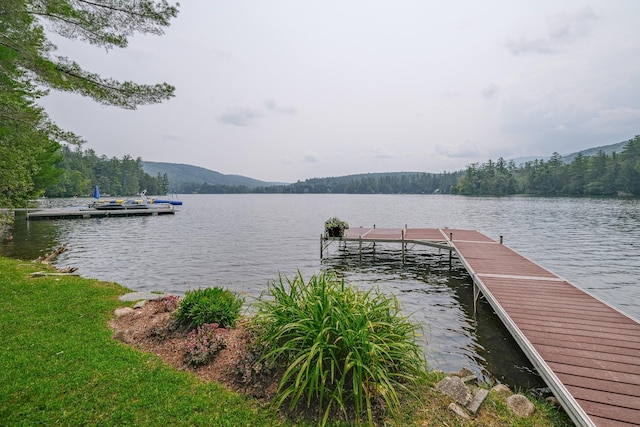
[0,0,178,206]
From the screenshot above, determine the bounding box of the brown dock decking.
[325,227,640,427]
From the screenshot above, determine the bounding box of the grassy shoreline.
[0,257,572,426]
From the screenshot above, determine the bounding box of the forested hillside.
[142,161,279,191]
[46,146,168,197]
[453,135,640,197]
[36,135,640,198]
[258,172,462,194]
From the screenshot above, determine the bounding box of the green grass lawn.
[0,258,288,426]
[0,257,572,426]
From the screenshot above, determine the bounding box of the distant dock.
[26,205,175,220]
[323,226,640,427]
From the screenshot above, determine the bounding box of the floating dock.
[323,226,640,427]
[26,205,175,220]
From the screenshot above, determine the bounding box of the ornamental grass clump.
[253,271,428,426]
[174,287,244,329]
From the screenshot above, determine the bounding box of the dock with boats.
[323,226,640,427]
[26,187,181,220]
[26,204,176,220]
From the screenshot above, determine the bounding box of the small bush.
[234,326,278,385]
[174,287,244,329]
[184,323,228,366]
[253,271,428,426]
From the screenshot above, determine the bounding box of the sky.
[39,1,640,183]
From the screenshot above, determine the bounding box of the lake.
[3,194,639,390]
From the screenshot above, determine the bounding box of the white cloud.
[435,141,480,158]
[505,7,599,55]
[162,133,182,141]
[218,108,263,127]
[482,84,499,100]
[369,146,399,159]
[303,153,320,163]
[265,99,297,115]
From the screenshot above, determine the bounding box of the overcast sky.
[39,1,640,183]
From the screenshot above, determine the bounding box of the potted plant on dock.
[324,217,349,238]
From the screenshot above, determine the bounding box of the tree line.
[45,146,169,198]
[14,135,640,201]
[452,135,640,197]
[155,136,640,197]
[174,172,462,195]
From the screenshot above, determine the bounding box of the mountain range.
[143,139,630,188]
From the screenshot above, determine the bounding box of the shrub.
[174,287,244,329]
[252,271,427,426]
[234,326,277,385]
[184,323,228,366]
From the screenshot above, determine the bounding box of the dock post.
[359,237,362,262]
[473,282,480,316]
[320,234,323,259]
[448,232,453,269]
[401,229,405,264]
[500,235,503,244]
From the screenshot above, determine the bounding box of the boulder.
[436,376,473,406]
[506,394,535,418]
[133,300,147,309]
[448,402,471,420]
[113,307,135,318]
[492,383,512,395]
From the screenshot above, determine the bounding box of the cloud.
[218,108,263,127]
[482,84,498,99]
[369,146,399,159]
[506,7,599,56]
[583,107,640,133]
[441,89,461,99]
[162,133,182,141]
[303,153,319,163]
[435,141,480,158]
[218,100,296,127]
[265,99,297,115]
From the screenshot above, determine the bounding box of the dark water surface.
[3,194,639,389]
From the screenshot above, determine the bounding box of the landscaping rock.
[448,402,471,420]
[492,383,511,395]
[133,300,147,309]
[114,307,135,318]
[119,291,167,302]
[466,388,489,414]
[436,376,473,406]
[507,394,536,418]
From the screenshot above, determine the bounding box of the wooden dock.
[323,227,640,427]
[26,205,175,220]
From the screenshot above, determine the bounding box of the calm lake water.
[3,194,639,390]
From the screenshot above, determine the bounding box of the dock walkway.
[324,227,640,427]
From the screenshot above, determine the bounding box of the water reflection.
[2,211,61,260]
